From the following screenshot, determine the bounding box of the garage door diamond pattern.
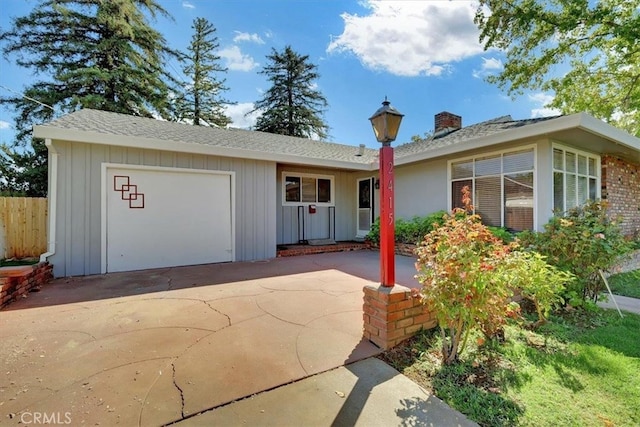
[113,175,145,209]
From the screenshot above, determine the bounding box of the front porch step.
[276,242,368,257]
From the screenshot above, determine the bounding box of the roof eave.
[33,125,374,171]
[394,113,640,166]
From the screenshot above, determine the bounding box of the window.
[552,146,599,212]
[450,148,534,231]
[283,172,334,205]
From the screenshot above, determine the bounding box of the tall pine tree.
[252,46,329,140]
[176,17,231,127]
[0,0,180,195]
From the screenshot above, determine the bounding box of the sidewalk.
[176,358,477,426]
[599,294,640,315]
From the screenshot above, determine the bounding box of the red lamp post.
[369,98,404,287]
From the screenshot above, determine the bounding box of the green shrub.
[503,251,575,327]
[488,226,514,244]
[366,210,447,245]
[517,200,632,305]
[415,188,517,364]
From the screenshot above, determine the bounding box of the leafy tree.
[252,46,329,139]
[475,0,640,136]
[175,17,231,127]
[0,0,180,195]
[0,142,47,197]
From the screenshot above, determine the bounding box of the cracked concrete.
[1,251,424,426]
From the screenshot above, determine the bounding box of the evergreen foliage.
[0,0,181,195]
[175,17,231,127]
[252,46,329,140]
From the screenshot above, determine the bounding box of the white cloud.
[327,1,485,77]
[219,46,259,72]
[0,121,11,130]
[233,31,265,44]
[225,102,261,129]
[529,92,561,118]
[472,57,503,78]
[182,1,195,9]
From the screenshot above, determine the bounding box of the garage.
[103,164,234,273]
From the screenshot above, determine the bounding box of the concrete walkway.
[598,294,640,315]
[1,251,475,426]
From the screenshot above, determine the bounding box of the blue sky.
[0,0,559,148]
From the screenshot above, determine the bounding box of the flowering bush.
[415,187,516,364]
[517,200,631,304]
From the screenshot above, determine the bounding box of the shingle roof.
[394,115,560,157]
[37,108,567,166]
[39,108,379,165]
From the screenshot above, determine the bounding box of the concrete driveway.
[1,251,426,426]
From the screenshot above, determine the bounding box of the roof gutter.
[394,113,640,166]
[40,139,57,265]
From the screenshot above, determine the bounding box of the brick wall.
[0,263,52,309]
[601,155,640,238]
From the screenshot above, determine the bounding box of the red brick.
[388,300,413,312]
[388,289,411,303]
[405,324,425,335]
[404,306,424,317]
[386,310,406,322]
[378,327,405,342]
[413,313,433,325]
[364,323,379,336]
[369,316,389,330]
[396,318,414,329]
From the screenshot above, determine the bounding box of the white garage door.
[104,165,234,273]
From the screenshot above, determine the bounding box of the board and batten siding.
[276,166,357,244]
[48,140,276,277]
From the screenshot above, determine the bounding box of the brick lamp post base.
[363,284,437,350]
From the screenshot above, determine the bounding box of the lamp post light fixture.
[369,98,404,287]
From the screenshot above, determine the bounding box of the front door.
[356,177,375,238]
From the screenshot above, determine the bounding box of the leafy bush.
[503,251,575,327]
[415,188,516,364]
[488,226,514,244]
[517,200,632,304]
[366,210,447,245]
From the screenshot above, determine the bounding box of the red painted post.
[379,145,395,287]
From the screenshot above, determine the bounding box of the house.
[33,109,640,277]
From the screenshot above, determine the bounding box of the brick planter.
[363,284,436,350]
[366,242,418,257]
[0,263,52,309]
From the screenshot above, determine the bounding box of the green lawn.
[0,258,39,267]
[380,309,640,427]
[607,270,640,298]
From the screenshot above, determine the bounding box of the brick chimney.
[435,112,462,133]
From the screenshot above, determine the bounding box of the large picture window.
[283,172,334,205]
[450,148,535,231]
[552,145,599,212]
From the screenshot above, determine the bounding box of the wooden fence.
[0,197,48,259]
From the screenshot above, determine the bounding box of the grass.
[607,270,640,298]
[0,258,39,267]
[379,309,640,427]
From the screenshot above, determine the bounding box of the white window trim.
[551,142,601,212]
[281,171,335,207]
[447,144,537,229]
